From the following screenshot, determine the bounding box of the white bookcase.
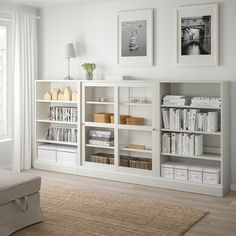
[33,80,230,196]
[158,81,230,196]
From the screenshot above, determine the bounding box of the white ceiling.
[8,0,109,8]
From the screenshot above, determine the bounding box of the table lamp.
[62,43,76,80]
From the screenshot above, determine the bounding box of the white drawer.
[57,151,77,166]
[161,166,174,179]
[189,170,202,183]
[38,148,56,162]
[174,168,188,181]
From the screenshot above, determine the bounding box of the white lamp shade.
[62,43,76,58]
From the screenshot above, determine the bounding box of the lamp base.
[64,75,74,80]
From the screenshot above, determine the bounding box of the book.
[162,108,170,129]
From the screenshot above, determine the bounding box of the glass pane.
[0,26,7,136]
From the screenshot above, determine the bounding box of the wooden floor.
[26,169,236,236]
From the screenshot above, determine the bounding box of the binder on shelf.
[195,135,203,156]
[162,108,170,129]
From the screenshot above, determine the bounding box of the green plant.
[81,62,96,74]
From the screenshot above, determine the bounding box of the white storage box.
[189,166,203,183]
[174,163,188,181]
[161,162,174,179]
[57,146,77,166]
[203,167,221,184]
[38,144,56,162]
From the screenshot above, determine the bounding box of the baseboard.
[231,184,236,192]
[0,165,11,170]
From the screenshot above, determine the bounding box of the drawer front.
[57,151,77,166]
[161,167,174,179]
[38,149,56,162]
[189,171,202,183]
[203,172,220,184]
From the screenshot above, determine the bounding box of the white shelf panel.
[84,122,114,128]
[118,125,153,131]
[86,101,114,105]
[120,102,152,107]
[36,80,79,83]
[161,129,221,136]
[161,105,221,110]
[160,152,221,161]
[120,147,152,154]
[36,139,78,146]
[36,100,78,104]
[36,119,78,125]
[86,144,114,150]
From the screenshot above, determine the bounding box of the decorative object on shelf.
[58,91,64,101]
[72,91,78,101]
[131,97,152,104]
[81,62,96,80]
[127,144,145,150]
[126,117,144,125]
[110,115,130,124]
[129,157,152,170]
[117,9,153,66]
[52,88,61,100]
[93,113,113,123]
[63,86,72,101]
[175,4,219,66]
[191,97,221,108]
[90,153,114,165]
[44,91,52,100]
[62,43,76,80]
[163,95,191,106]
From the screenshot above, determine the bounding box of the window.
[0,24,9,138]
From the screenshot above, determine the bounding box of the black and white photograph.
[175,4,219,66]
[181,16,211,56]
[121,20,147,57]
[117,9,153,66]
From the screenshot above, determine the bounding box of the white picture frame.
[117,9,153,67]
[175,4,219,66]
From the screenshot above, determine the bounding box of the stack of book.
[46,127,77,143]
[89,130,114,147]
[191,97,221,108]
[162,108,219,132]
[163,95,191,106]
[162,133,203,156]
[50,106,78,122]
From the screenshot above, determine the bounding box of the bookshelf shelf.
[84,122,114,128]
[36,119,78,125]
[86,144,114,150]
[160,152,221,161]
[161,105,221,110]
[120,102,152,107]
[118,125,153,131]
[86,101,114,105]
[36,99,78,104]
[120,146,152,154]
[36,139,78,146]
[161,129,221,136]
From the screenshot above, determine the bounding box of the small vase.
[85,72,93,80]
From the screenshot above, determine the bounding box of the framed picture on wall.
[175,4,219,66]
[117,9,153,66]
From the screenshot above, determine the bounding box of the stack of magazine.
[191,97,221,108]
[50,106,78,122]
[163,95,191,106]
[162,133,203,156]
[162,108,219,132]
[46,127,77,143]
[89,130,114,147]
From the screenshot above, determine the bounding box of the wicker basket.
[108,155,129,167]
[129,158,152,170]
[94,113,113,123]
[90,153,114,164]
[126,117,144,125]
[110,115,130,124]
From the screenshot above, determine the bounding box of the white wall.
[38,0,236,185]
[0,1,38,169]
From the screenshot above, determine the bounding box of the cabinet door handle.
[152,128,158,131]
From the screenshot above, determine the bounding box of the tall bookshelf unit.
[33,80,230,196]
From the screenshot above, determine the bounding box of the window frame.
[0,19,12,140]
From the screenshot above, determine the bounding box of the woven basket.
[94,113,113,123]
[129,158,152,170]
[110,115,130,124]
[108,155,129,167]
[90,153,114,164]
[126,117,144,125]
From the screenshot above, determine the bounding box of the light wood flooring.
[26,169,236,236]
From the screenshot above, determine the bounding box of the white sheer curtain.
[12,12,37,171]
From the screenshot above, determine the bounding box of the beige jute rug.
[15,185,207,236]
